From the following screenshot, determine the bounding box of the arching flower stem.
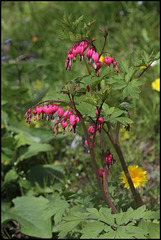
[27,99,74,111]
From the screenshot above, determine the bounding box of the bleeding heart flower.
[92,51,99,63]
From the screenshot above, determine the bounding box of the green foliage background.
[1,1,160,239]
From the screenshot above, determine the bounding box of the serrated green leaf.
[80,222,105,239]
[57,212,89,239]
[138,221,160,238]
[133,205,146,219]
[72,15,84,31]
[119,61,129,74]
[143,209,160,220]
[57,220,82,239]
[125,66,137,82]
[44,197,69,225]
[123,80,142,99]
[98,229,116,239]
[99,208,115,226]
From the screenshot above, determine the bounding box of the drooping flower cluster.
[25,104,79,136]
[98,151,115,178]
[65,40,118,76]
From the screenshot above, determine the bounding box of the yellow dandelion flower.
[152,78,160,92]
[119,165,148,189]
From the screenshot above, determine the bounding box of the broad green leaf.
[80,221,105,239]
[102,103,115,116]
[111,109,124,118]
[1,201,12,224]
[14,132,32,148]
[113,117,133,125]
[27,164,64,187]
[4,169,18,183]
[17,142,54,163]
[8,196,52,238]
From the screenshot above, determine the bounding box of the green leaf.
[123,79,144,99]
[102,103,115,116]
[57,212,89,239]
[1,201,12,224]
[118,61,129,74]
[76,102,96,118]
[113,117,133,125]
[133,205,146,219]
[44,197,69,225]
[27,164,64,187]
[98,229,116,239]
[57,220,82,239]
[125,66,137,82]
[5,196,52,238]
[99,208,115,226]
[138,221,160,239]
[80,222,105,239]
[110,109,124,118]
[17,142,54,163]
[14,132,32,148]
[153,51,160,61]
[143,209,160,220]
[4,169,18,183]
[117,225,148,239]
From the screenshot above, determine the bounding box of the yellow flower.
[119,165,148,189]
[99,55,104,63]
[32,35,38,42]
[152,78,160,92]
[140,66,147,69]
